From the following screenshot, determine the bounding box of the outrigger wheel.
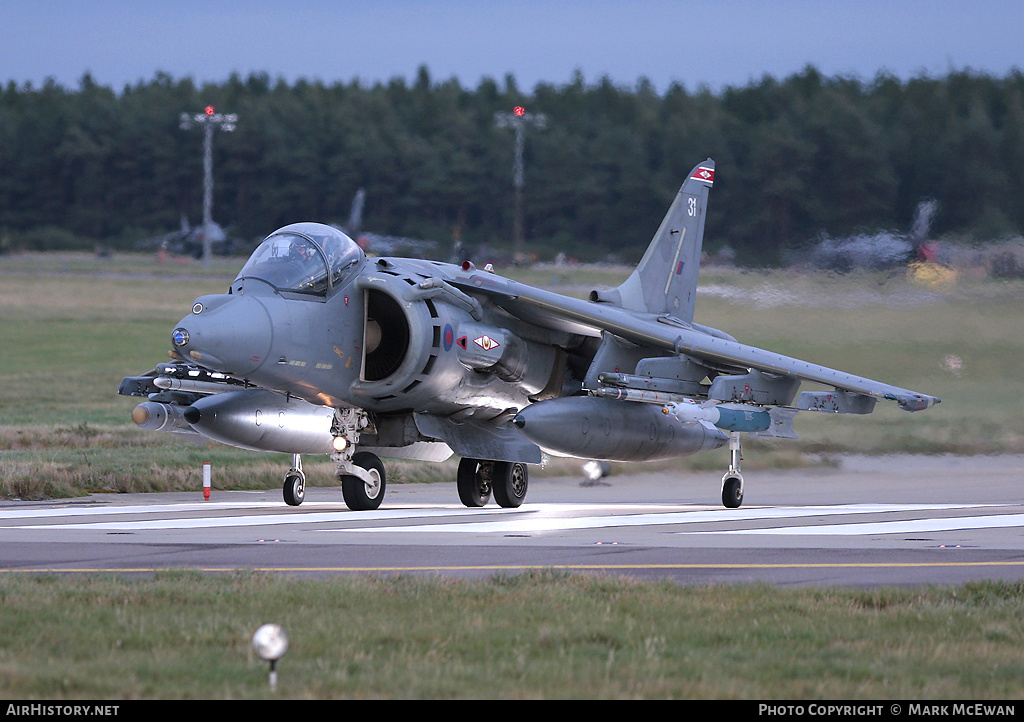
[283,470,305,506]
[721,473,744,509]
[283,453,306,506]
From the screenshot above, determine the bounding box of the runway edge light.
[252,624,289,692]
[203,462,211,500]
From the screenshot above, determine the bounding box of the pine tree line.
[2,65,1022,264]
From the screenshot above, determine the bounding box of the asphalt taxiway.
[1,454,1022,586]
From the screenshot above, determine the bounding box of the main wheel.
[457,458,492,507]
[283,472,305,506]
[492,461,528,508]
[722,473,743,509]
[341,452,386,511]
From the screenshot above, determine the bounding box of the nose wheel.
[340,451,387,511]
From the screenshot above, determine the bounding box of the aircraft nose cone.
[173,295,272,375]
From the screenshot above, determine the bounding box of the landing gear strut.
[721,432,744,509]
[329,407,386,511]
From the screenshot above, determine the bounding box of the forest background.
[2,65,1022,265]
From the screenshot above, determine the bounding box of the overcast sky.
[3,0,1023,93]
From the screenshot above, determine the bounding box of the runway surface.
[1,454,1022,586]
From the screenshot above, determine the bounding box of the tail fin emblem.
[691,167,714,185]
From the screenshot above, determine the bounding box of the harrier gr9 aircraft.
[119,159,940,511]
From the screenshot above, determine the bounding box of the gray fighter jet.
[119,159,940,511]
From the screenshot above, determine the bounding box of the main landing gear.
[721,432,744,509]
[284,454,524,511]
[457,458,529,508]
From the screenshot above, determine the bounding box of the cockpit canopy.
[235,223,364,296]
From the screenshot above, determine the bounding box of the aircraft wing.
[448,269,940,413]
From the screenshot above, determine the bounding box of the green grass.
[0,573,1022,699]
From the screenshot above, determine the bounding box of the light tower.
[180,106,237,265]
[495,105,545,260]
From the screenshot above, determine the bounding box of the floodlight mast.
[179,106,237,265]
[495,106,545,260]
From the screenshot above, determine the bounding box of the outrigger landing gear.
[721,432,744,509]
[283,453,305,506]
[457,458,529,508]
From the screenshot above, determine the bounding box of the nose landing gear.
[282,445,387,511]
[339,451,386,511]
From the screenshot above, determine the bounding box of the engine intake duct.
[363,289,410,382]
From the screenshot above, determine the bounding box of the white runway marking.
[0,501,323,520]
[698,513,1024,536]
[0,502,1014,536]
[324,503,1001,535]
[2,504,513,530]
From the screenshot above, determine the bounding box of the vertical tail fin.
[611,159,714,321]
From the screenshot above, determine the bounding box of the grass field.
[0,572,1022,699]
